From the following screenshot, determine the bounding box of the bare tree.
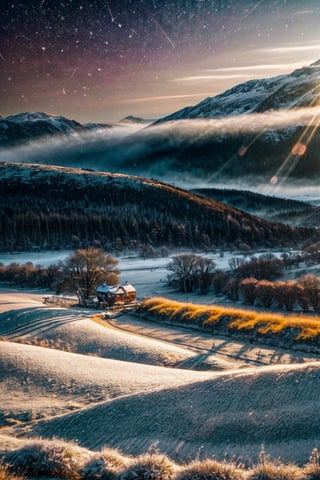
[255,280,274,308]
[167,254,215,293]
[298,274,320,312]
[197,257,216,294]
[167,254,200,293]
[223,277,240,301]
[58,247,120,304]
[296,283,309,313]
[274,280,298,311]
[240,277,258,305]
[228,257,245,274]
[212,270,230,294]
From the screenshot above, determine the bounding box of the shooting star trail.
[150,14,176,49]
[71,67,78,78]
[106,0,116,22]
[244,0,264,18]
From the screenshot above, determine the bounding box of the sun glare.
[291,142,307,156]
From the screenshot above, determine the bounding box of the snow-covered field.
[1,247,320,464]
[0,250,72,267]
[0,248,291,300]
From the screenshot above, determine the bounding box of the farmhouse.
[96,282,136,307]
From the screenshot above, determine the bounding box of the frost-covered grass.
[120,453,176,480]
[2,438,89,478]
[2,439,320,480]
[248,447,303,480]
[176,459,244,480]
[0,463,24,480]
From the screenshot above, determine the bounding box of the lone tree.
[167,254,215,293]
[58,247,120,304]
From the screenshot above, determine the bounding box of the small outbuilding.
[96,282,136,307]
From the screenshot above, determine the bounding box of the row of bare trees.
[213,273,320,313]
[166,253,286,295]
[239,276,320,312]
[228,253,284,280]
[167,253,320,313]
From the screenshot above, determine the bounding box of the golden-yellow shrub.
[140,297,320,342]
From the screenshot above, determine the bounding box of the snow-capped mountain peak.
[154,59,320,124]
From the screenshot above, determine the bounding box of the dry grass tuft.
[120,453,175,480]
[248,462,303,480]
[81,447,130,480]
[304,448,320,480]
[2,440,320,480]
[0,463,25,480]
[2,437,88,479]
[248,448,303,480]
[176,459,244,480]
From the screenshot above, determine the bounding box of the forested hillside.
[0,162,315,252]
[192,188,320,227]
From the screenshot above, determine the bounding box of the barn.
[96,282,136,307]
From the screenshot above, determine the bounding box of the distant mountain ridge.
[0,112,113,147]
[120,115,154,124]
[154,60,320,124]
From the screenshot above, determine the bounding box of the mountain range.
[2,60,320,185]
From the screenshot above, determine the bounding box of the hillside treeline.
[0,164,315,252]
[191,187,320,227]
[192,187,308,211]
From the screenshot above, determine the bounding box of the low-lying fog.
[1,108,320,204]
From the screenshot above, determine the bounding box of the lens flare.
[270,176,278,184]
[238,145,248,156]
[291,142,307,156]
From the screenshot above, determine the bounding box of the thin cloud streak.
[257,43,320,54]
[293,10,315,16]
[172,74,253,82]
[118,93,217,104]
[204,62,304,72]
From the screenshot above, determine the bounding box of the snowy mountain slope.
[0,112,85,146]
[154,61,320,124]
[0,112,116,147]
[6,112,84,132]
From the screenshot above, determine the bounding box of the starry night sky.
[1,0,320,122]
